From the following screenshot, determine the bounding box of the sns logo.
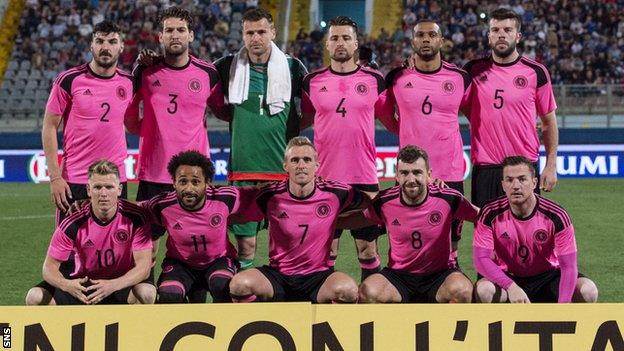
[2,325,10,349]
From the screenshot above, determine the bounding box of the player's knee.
[157,284,185,304]
[334,279,358,303]
[208,273,232,303]
[576,279,599,303]
[133,284,157,304]
[448,280,473,303]
[475,280,496,303]
[236,237,256,259]
[358,281,382,303]
[25,287,51,306]
[229,273,253,296]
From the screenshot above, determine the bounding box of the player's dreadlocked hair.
[88,160,120,179]
[91,21,122,41]
[502,156,536,177]
[158,6,194,31]
[328,16,358,34]
[397,145,430,169]
[489,8,522,31]
[284,136,317,161]
[167,150,215,182]
[242,7,273,24]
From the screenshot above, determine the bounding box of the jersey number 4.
[336,98,347,117]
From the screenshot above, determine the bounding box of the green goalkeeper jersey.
[215,55,307,181]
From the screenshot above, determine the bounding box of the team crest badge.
[116,86,127,100]
[210,214,224,227]
[355,82,369,95]
[442,80,455,95]
[316,203,331,218]
[513,75,528,89]
[114,230,129,244]
[533,229,548,243]
[188,78,202,93]
[428,211,442,226]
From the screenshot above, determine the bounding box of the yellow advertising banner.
[0,303,623,350]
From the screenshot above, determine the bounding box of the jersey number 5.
[493,89,504,109]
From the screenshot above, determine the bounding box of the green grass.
[0,179,622,304]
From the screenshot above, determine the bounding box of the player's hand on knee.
[50,177,72,212]
[506,283,530,303]
[137,49,162,67]
[86,279,118,304]
[63,276,90,304]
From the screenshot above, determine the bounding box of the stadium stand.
[1,0,624,130]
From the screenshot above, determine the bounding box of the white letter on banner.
[557,156,577,175]
[215,160,228,176]
[609,156,619,175]
[0,159,4,178]
[580,156,607,175]
[125,156,136,180]
[384,157,397,178]
[376,158,384,177]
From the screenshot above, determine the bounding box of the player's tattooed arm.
[42,255,89,304]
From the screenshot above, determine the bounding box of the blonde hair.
[87,160,120,179]
[284,136,317,161]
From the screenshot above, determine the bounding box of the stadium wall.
[0,304,623,350]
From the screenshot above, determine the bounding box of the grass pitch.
[0,179,621,304]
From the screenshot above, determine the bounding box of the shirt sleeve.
[46,80,71,116]
[300,88,315,115]
[554,223,577,256]
[131,224,153,252]
[47,227,74,261]
[535,69,557,116]
[473,211,495,250]
[453,195,479,222]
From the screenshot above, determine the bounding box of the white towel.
[228,41,291,115]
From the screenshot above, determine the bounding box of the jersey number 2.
[100,102,110,122]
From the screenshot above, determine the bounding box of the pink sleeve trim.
[557,253,578,303]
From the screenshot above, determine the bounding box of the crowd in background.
[9,0,624,85]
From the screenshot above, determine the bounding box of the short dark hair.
[397,145,429,169]
[328,16,358,34]
[242,7,273,24]
[158,6,194,31]
[489,8,522,31]
[502,156,536,177]
[91,21,122,41]
[167,150,215,182]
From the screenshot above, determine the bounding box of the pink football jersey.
[252,178,362,275]
[46,64,133,183]
[130,56,225,183]
[463,56,557,165]
[47,199,152,279]
[301,66,388,185]
[366,184,477,273]
[385,62,471,181]
[145,186,239,269]
[473,195,577,277]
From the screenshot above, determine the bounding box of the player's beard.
[401,181,426,203]
[415,45,440,61]
[165,42,188,57]
[177,191,205,211]
[491,40,517,58]
[331,50,353,63]
[93,51,118,69]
